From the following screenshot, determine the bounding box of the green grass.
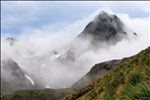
[62,46,150,100]
[1,88,74,100]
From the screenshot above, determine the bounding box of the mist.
[1,8,149,89]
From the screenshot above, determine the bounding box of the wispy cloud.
[1,1,149,88]
[1,7,149,88]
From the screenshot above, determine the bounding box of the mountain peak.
[94,11,112,22]
[6,37,17,45]
[58,11,137,62]
[94,11,120,22]
[76,11,139,49]
[80,11,128,44]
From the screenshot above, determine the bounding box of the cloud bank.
[1,8,149,88]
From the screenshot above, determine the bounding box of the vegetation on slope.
[63,46,150,100]
[72,59,124,89]
[1,88,74,100]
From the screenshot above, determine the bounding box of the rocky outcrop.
[6,37,17,45]
[1,59,35,96]
[78,11,128,45]
[72,58,127,89]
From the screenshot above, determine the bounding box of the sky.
[1,1,150,37]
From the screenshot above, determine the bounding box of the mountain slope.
[58,11,136,62]
[72,58,127,89]
[1,47,149,100]
[1,58,39,96]
[62,46,150,100]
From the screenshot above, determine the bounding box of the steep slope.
[1,37,46,96]
[77,11,128,45]
[1,47,149,100]
[58,11,136,62]
[1,58,39,96]
[63,46,150,100]
[72,58,127,89]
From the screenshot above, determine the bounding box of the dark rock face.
[72,58,127,89]
[6,37,17,45]
[78,11,127,45]
[1,59,35,96]
[58,11,134,63]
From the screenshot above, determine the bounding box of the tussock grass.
[63,46,150,100]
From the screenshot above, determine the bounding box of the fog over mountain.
[58,11,136,63]
[1,8,149,96]
[1,58,38,96]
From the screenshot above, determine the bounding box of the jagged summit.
[78,11,131,46]
[58,11,136,62]
[94,11,121,23]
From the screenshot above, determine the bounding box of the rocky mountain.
[6,37,17,45]
[58,11,136,62]
[1,58,43,97]
[72,58,127,89]
[77,11,127,44]
[1,11,140,99]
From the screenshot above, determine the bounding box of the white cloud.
[1,8,149,89]
[126,1,149,14]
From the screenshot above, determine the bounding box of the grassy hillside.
[63,46,150,100]
[72,59,124,89]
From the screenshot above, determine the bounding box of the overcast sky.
[1,1,149,37]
